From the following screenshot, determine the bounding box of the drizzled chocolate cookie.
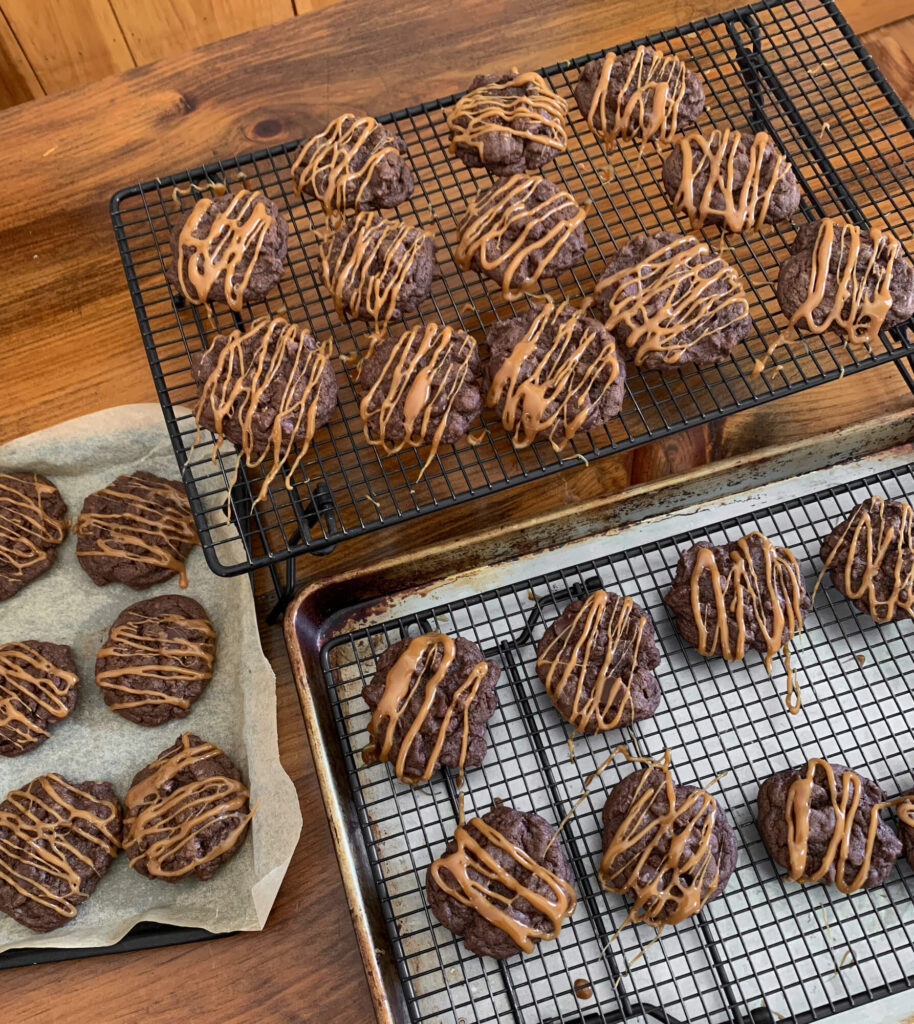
[455,174,587,300]
[95,596,216,727]
[0,472,67,602]
[0,641,78,757]
[485,301,626,449]
[166,189,288,311]
[426,804,575,959]
[0,773,121,932]
[291,113,414,214]
[536,590,661,734]
[447,71,568,176]
[362,631,499,784]
[75,471,198,590]
[592,231,752,369]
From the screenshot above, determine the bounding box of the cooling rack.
[318,453,914,1024]
[111,0,914,585]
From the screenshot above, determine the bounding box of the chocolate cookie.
[662,128,800,232]
[819,496,914,623]
[757,759,901,891]
[0,472,67,602]
[777,219,914,347]
[0,774,121,932]
[362,631,499,784]
[124,732,252,882]
[536,590,661,734]
[0,641,78,757]
[358,323,484,469]
[75,471,197,590]
[166,189,288,311]
[593,231,752,369]
[575,46,705,148]
[191,316,338,502]
[95,596,216,727]
[426,804,575,959]
[447,71,568,176]
[319,210,436,335]
[485,301,626,449]
[455,174,587,300]
[291,113,414,213]
[599,764,737,925]
[898,798,914,870]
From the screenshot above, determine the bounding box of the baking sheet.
[0,403,301,953]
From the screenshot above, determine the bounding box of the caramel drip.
[447,72,568,157]
[586,46,688,146]
[686,532,805,713]
[292,115,402,214]
[363,632,489,784]
[0,473,66,579]
[671,129,789,232]
[429,815,576,952]
[487,302,620,449]
[0,643,77,745]
[595,235,750,367]
[598,755,719,926]
[537,590,645,732]
[817,496,914,622]
[359,323,477,476]
[194,316,332,505]
[96,613,215,712]
[75,479,197,589]
[124,734,252,879]
[898,799,914,829]
[455,175,586,301]
[176,189,274,311]
[0,775,120,919]
[789,219,899,346]
[321,212,431,334]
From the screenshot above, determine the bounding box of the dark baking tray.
[110,0,914,579]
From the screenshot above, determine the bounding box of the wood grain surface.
[1,1,913,1021]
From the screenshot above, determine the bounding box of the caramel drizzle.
[194,316,332,505]
[448,72,568,157]
[785,758,905,893]
[292,114,403,214]
[487,301,620,450]
[429,815,576,952]
[74,479,197,589]
[598,752,719,926]
[0,473,66,579]
[175,189,274,311]
[687,532,805,713]
[585,46,688,147]
[455,175,586,301]
[320,212,431,334]
[596,235,749,367]
[359,323,477,476]
[363,632,489,785]
[817,496,914,622]
[789,219,900,346]
[96,612,215,712]
[671,129,790,232]
[0,774,120,919]
[0,643,77,745]
[124,734,252,879]
[537,590,645,732]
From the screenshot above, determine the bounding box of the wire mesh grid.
[110,0,914,576]
[319,460,914,1024]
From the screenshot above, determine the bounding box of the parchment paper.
[0,404,302,952]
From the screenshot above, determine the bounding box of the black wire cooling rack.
[110,0,914,582]
[320,459,914,1024]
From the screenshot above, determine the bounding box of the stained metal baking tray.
[111,0,914,580]
[285,411,914,1024]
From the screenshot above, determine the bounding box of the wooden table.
[2,1,914,1020]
